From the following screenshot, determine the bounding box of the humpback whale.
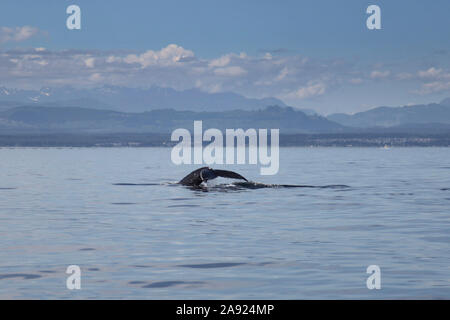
[111,167,349,189]
[179,167,248,186]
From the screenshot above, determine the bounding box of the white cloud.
[0,26,39,44]
[213,66,247,77]
[208,52,248,69]
[0,45,355,105]
[370,70,390,79]
[106,55,120,63]
[418,67,442,78]
[395,72,413,80]
[35,60,48,66]
[84,57,95,68]
[89,73,103,82]
[123,44,194,68]
[3,44,450,110]
[415,81,450,95]
[275,67,289,81]
[263,53,272,60]
[209,55,231,68]
[283,81,326,100]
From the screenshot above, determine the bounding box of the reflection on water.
[0,147,450,299]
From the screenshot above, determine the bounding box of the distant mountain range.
[0,85,287,113]
[0,85,449,135]
[440,98,450,106]
[327,99,450,128]
[0,105,342,134]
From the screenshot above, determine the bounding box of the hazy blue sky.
[1,0,449,114]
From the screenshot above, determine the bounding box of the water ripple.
[178,262,246,269]
[141,281,205,288]
[0,274,42,280]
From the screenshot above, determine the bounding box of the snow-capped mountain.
[0,85,287,113]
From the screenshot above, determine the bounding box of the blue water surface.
[0,147,449,299]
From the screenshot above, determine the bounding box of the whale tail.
[179,167,248,186]
[212,170,248,182]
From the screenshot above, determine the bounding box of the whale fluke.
[178,167,248,186]
[210,169,248,182]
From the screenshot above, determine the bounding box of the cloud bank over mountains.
[1,28,450,114]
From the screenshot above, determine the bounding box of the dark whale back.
[178,167,209,186]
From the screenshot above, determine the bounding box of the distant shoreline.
[0,133,449,147]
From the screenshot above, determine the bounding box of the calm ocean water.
[0,147,449,299]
